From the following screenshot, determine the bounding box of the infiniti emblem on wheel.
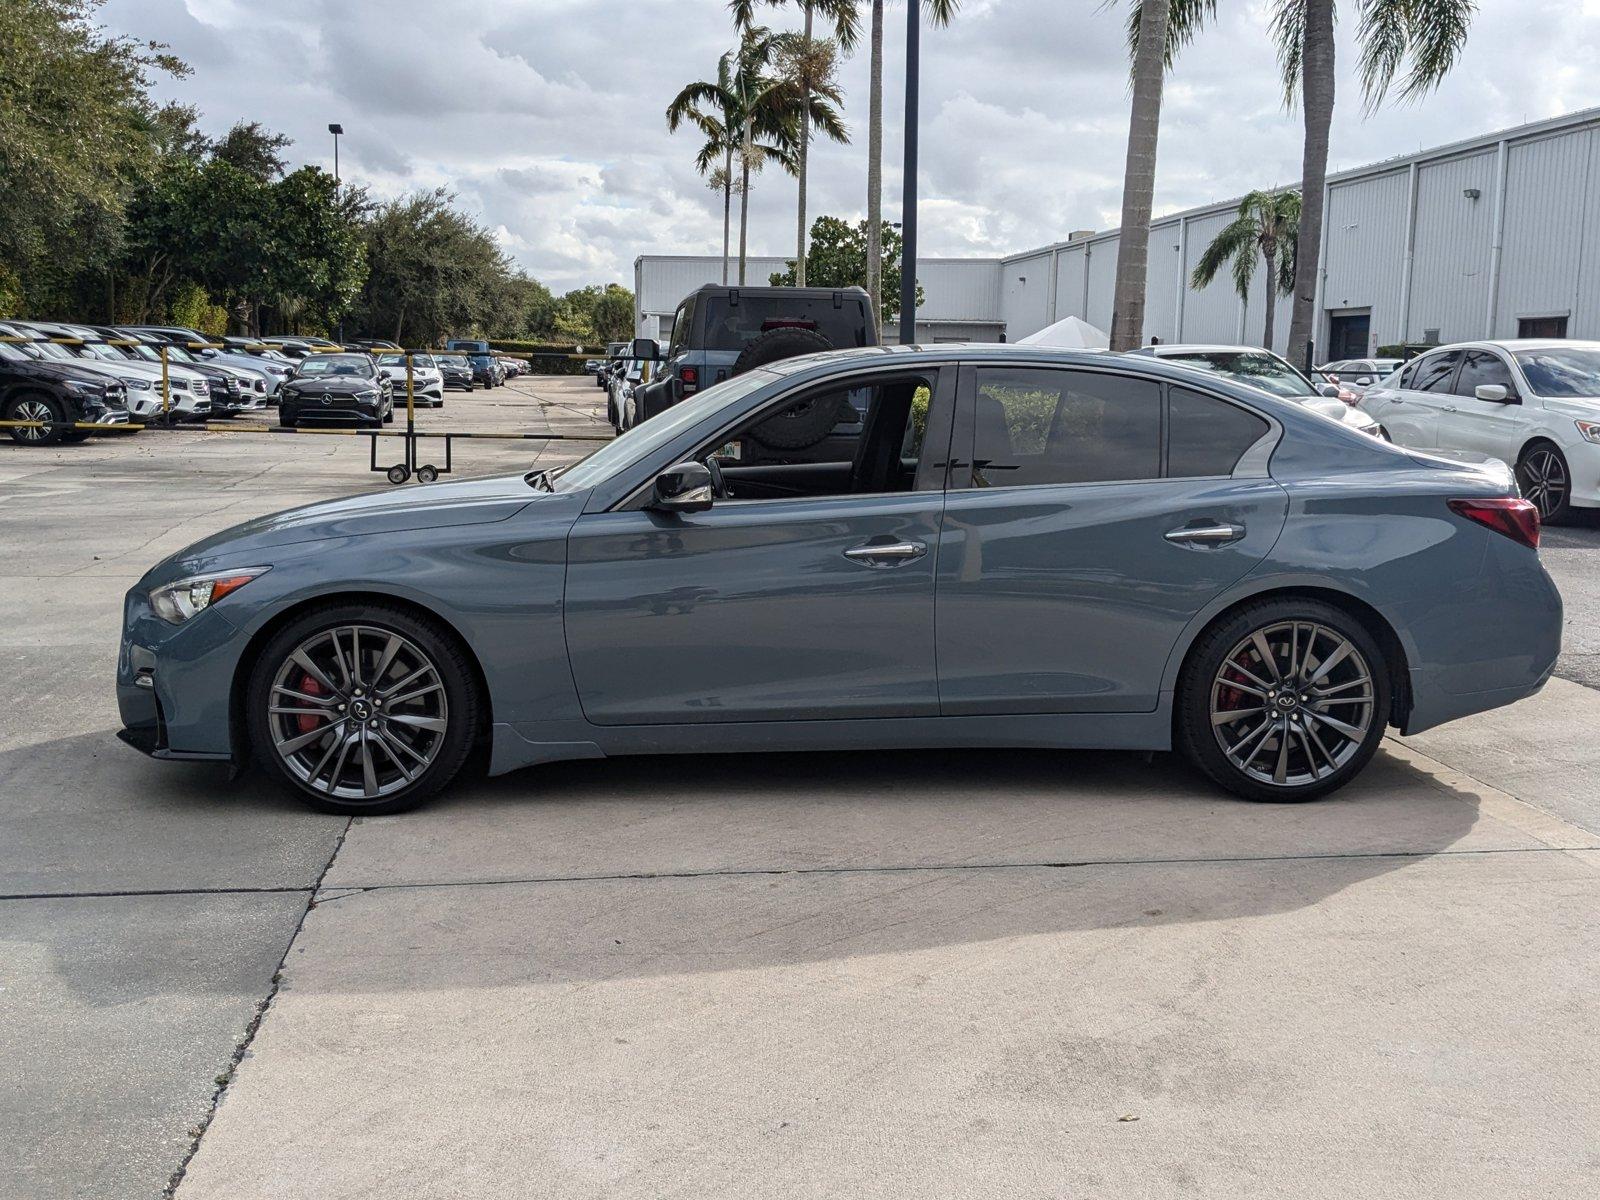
[349,698,371,720]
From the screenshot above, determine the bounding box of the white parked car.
[1357,339,1600,522]
[377,352,445,407]
[1318,357,1403,396]
[1130,345,1387,440]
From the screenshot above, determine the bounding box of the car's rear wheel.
[6,395,67,445]
[1516,441,1571,524]
[246,604,480,815]
[1177,599,1390,803]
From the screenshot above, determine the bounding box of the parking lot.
[5,375,1600,1199]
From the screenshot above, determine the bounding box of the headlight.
[1575,420,1600,444]
[356,388,379,400]
[149,568,268,625]
[65,379,103,394]
[126,378,152,390]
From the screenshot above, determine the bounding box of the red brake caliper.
[297,672,326,735]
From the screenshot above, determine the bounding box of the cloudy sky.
[104,0,1600,292]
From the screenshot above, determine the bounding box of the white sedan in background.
[1130,345,1387,439]
[377,352,445,407]
[1357,339,1600,522]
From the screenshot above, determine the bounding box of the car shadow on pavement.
[279,743,1520,990]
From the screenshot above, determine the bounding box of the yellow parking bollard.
[159,344,171,423]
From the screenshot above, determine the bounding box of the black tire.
[5,394,68,445]
[732,327,843,449]
[383,408,395,424]
[1516,441,1572,524]
[246,602,481,815]
[1176,598,1391,803]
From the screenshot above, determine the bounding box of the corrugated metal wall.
[1496,128,1598,338]
[1407,151,1497,342]
[1320,169,1410,346]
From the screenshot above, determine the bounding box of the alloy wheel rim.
[1210,620,1375,788]
[15,400,53,442]
[1520,449,1567,518]
[267,624,447,801]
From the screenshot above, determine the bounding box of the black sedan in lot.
[277,354,394,428]
[438,354,475,391]
[0,339,129,444]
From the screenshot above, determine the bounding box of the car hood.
[5,359,112,387]
[171,473,545,563]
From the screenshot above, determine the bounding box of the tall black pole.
[898,0,919,346]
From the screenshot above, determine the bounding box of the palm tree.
[667,33,793,285]
[1165,0,1476,364]
[732,1,859,286]
[1189,189,1300,349]
[1109,0,1218,351]
[866,0,956,336]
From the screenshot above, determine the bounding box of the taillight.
[1448,497,1540,550]
[679,366,698,392]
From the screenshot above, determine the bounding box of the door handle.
[844,540,927,565]
[1165,523,1246,547]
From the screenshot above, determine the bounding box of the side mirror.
[1355,376,1373,385]
[1318,383,1342,398]
[1475,384,1510,403]
[650,461,714,513]
[632,337,660,362]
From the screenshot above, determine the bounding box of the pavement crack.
[162,815,353,1199]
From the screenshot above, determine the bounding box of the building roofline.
[1000,104,1600,265]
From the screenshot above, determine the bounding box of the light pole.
[898,4,920,347]
[328,123,344,184]
[328,123,345,343]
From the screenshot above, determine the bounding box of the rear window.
[1167,387,1270,478]
[700,296,871,353]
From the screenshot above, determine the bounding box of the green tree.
[352,189,515,345]
[1189,189,1300,348]
[1110,0,1218,350]
[0,0,187,314]
[768,215,921,327]
[211,121,292,182]
[865,1,956,338]
[732,0,858,286]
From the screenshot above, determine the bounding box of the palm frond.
[1231,242,1257,301]
[1190,215,1256,290]
[806,96,850,143]
[1270,0,1306,107]
[1358,0,1476,109]
[924,0,960,28]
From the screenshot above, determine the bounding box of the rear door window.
[700,295,871,353]
[1411,351,1461,393]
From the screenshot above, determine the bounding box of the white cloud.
[104,0,1600,290]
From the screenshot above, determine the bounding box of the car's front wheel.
[1516,441,1571,524]
[1177,599,1390,803]
[5,395,67,445]
[246,603,481,815]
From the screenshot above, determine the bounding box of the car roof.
[1133,343,1287,357]
[689,283,870,299]
[1415,339,1600,354]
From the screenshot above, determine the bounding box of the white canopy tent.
[1015,315,1110,350]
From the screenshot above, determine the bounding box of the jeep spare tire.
[732,326,841,449]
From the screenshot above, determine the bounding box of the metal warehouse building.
[637,106,1600,358]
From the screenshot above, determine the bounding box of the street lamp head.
[328,123,344,136]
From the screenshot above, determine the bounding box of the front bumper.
[117,588,247,762]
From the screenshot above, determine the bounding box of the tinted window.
[1513,347,1600,397]
[971,368,1160,487]
[1453,350,1516,398]
[1168,387,1270,478]
[1411,351,1460,392]
[701,295,871,353]
[299,354,373,377]
[667,297,693,359]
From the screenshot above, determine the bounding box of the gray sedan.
[117,345,1561,814]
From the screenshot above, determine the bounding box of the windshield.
[1514,347,1600,397]
[550,369,779,492]
[30,340,76,363]
[298,354,374,378]
[440,355,468,367]
[379,353,435,368]
[700,295,872,353]
[0,342,28,363]
[1162,351,1316,398]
